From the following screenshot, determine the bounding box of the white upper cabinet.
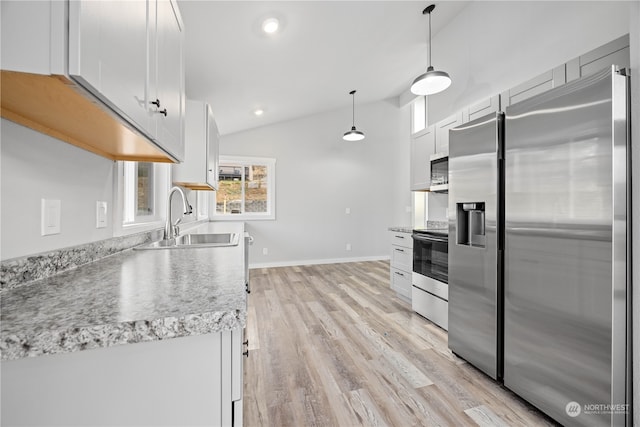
[463,95,500,123]
[68,1,150,136]
[0,0,185,163]
[173,100,219,191]
[410,126,435,191]
[434,112,463,155]
[501,65,566,108]
[150,0,185,161]
[566,34,630,82]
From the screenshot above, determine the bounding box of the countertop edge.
[1,308,247,362]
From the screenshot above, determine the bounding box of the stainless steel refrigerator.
[448,66,630,426]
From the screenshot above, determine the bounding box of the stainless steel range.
[411,228,448,330]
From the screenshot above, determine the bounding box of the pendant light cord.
[427,9,432,68]
[350,90,356,127]
[423,4,436,70]
[352,93,355,127]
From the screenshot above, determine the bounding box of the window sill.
[211,214,275,221]
[114,220,164,237]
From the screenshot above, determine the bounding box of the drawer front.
[390,245,412,271]
[389,231,413,249]
[412,287,448,330]
[391,267,412,298]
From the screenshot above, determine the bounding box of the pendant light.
[410,4,451,96]
[343,90,365,141]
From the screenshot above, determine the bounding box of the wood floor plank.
[244,261,558,427]
[465,404,511,427]
[346,389,390,427]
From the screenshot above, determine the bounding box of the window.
[114,161,170,234]
[412,95,427,134]
[212,156,276,220]
[123,162,156,223]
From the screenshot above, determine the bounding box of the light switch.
[41,199,61,236]
[96,201,107,229]
[345,207,351,214]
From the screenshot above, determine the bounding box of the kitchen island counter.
[0,221,247,361]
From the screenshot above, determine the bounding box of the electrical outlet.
[346,243,352,251]
[96,201,107,229]
[41,199,61,236]
[262,247,268,255]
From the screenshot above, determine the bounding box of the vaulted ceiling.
[178,1,469,135]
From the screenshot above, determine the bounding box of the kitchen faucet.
[164,186,193,241]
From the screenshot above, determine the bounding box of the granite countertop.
[389,221,449,234]
[0,222,247,361]
[388,226,414,233]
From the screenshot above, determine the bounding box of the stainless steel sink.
[135,233,240,250]
[178,233,239,246]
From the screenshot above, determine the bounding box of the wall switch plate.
[96,201,107,229]
[41,199,61,236]
[345,207,351,214]
[346,243,352,251]
[262,248,268,255]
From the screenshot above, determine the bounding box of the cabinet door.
[501,65,566,107]
[434,112,463,155]
[410,126,435,191]
[231,328,244,403]
[207,106,220,190]
[152,0,185,161]
[68,0,149,134]
[390,268,412,299]
[566,34,629,82]
[463,95,500,123]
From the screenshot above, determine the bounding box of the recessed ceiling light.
[254,108,264,116]
[262,18,279,34]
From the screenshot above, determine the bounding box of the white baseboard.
[249,255,390,270]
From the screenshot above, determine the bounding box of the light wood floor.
[243,261,557,427]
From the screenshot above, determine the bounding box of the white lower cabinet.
[389,230,413,300]
[1,330,244,426]
[230,329,249,426]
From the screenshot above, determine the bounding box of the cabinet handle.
[151,99,161,107]
[243,340,248,346]
[243,350,249,358]
[395,235,405,239]
[395,248,404,252]
[394,271,405,277]
[158,108,168,117]
[245,283,251,294]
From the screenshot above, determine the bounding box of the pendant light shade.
[343,90,365,141]
[411,4,451,96]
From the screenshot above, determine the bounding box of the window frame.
[113,161,171,236]
[210,156,276,221]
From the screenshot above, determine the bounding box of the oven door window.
[413,235,448,283]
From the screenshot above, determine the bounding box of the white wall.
[0,120,205,260]
[1,119,115,260]
[427,1,631,124]
[219,99,411,267]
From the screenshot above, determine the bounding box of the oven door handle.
[412,234,448,244]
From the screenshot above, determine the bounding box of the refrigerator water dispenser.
[456,202,485,248]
